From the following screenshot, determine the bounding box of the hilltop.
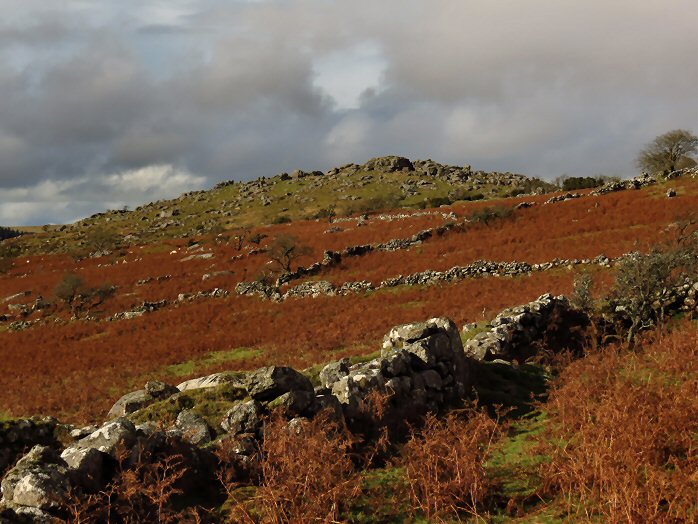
[11,156,554,255]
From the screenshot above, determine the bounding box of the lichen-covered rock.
[176,372,246,392]
[1,445,69,511]
[221,401,263,435]
[267,390,315,417]
[319,358,351,388]
[108,389,152,418]
[60,446,105,492]
[246,366,314,402]
[74,418,137,457]
[175,410,212,446]
[144,380,178,399]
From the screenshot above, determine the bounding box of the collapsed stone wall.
[238,254,618,301]
[463,294,590,361]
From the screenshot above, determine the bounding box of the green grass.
[130,379,248,430]
[0,410,16,422]
[461,321,492,343]
[165,347,264,377]
[346,467,420,524]
[487,412,567,524]
[11,163,557,255]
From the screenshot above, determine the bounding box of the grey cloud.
[0,0,696,225]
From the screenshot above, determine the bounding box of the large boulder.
[108,381,179,418]
[382,317,470,394]
[144,380,178,399]
[107,390,152,418]
[74,418,137,457]
[246,366,314,402]
[0,445,70,512]
[319,358,351,388]
[60,446,105,492]
[175,410,212,446]
[177,372,246,392]
[364,156,415,172]
[221,401,263,435]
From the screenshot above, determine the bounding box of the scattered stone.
[246,366,314,402]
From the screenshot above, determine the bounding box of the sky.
[0,1,697,225]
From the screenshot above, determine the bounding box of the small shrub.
[271,214,292,225]
[606,244,697,344]
[562,176,603,191]
[0,242,21,274]
[571,272,595,313]
[470,205,514,226]
[54,272,116,317]
[267,234,312,273]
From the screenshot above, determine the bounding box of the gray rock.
[1,445,69,511]
[107,389,152,418]
[319,358,351,388]
[2,506,55,523]
[267,390,315,416]
[75,418,137,456]
[144,380,178,399]
[175,410,211,446]
[177,372,246,392]
[380,349,412,377]
[246,366,314,402]
[420,370,443,390]
[60,446,105,492]
[221,401,263,435]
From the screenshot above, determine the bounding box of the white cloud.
[0,165,205,225]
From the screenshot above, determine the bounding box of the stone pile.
[463,294,589,361]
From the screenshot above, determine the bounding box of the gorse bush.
[561,176,604,191]
[469,205,514,226]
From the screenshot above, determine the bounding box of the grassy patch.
[472,361,550,417]
[461,321,492,343]
[130,379,248,430]
[165,347,264,377]
[487,412,567,523]
[346,467,420,524]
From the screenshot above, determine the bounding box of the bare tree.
[55,272,116,317]
[268,235,312,273]
[636,129,698,174]
[232,226,252,251]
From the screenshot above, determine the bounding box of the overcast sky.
[1,1,697,225]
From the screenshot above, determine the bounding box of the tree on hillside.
[268,235,312,273]
[636,129,698,175]
[55,272,116,317]
[0,241,21,274]
[0,226,22,241]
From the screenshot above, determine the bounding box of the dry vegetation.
[0,176,695,423]
[540,324,698,523]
